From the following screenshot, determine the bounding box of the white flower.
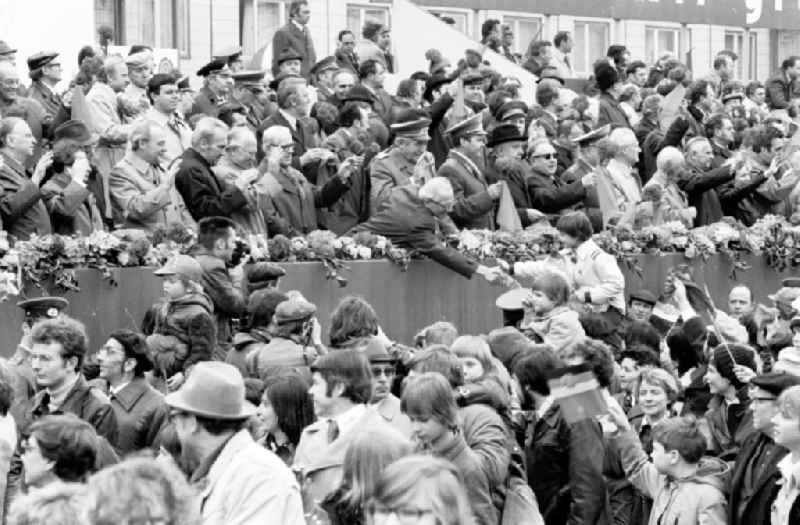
[374,236,387,252]
[345,245,359,258]
[459,231,482,252]
[357,246,372,259]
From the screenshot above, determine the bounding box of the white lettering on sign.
[745,0,764,24]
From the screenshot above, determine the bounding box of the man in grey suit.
[271,1,316,79]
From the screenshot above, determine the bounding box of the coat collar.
[110,377,154,411]
[374,394,402,421]
[183,147,213,171]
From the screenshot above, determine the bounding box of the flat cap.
[231,70,266,86]
[445,112,486,139]
[277,48,303,66]
[274,297,316,324]
[246,262,286,283]
[196,59,229,77]
[27,51,59,71]
[17,297,69,319]
[539,66,565,85]
[465,46,483,58]
[629,289,657,306]
[390,109,431,140]
[496,100,528,121]
[487,123,526,148]
[0,41,17,56]
[750,372,800,397]
[572,124,611,146]
[213,45,242,60]
[722,92,743,103]
[343,84,375,103]
[53,120,94,146]
[462,72,484,86]
[310,56,338,76]
[154,254,203,282]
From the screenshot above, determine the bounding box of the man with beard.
[95,329,168,455]
[729,372,800,525]
[437,113,501,229]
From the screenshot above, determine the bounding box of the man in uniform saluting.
[369,108,435,212]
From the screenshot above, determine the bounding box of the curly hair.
[329,295,380,348]
[561,337,616,388]
[30,316,88,371]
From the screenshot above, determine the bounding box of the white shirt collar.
[292,19,306,32]
[777,454,800,486]
[110,381,131,396]
[279,108,298,130]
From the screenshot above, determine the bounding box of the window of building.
[160,0,190,57]
[134,0,157,48]
[240,0,283,58]
[426,8,469,35]
[94,0,125,44]
[573,21,609,75]
[645,26,680,66]
[724,30,745,78]
[346,4,390,38]
[499,14,542,56]
[748,32,758,80]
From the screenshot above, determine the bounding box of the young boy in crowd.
[146,255,216,391]
[605,396,729,525]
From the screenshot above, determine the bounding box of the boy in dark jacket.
[147,254,216,391]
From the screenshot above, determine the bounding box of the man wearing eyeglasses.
[728,372,800,525]
[190,59,232,120]
[527,137,595,216]
[366,342,411,437]
[26,51,66,122]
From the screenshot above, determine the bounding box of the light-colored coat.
[614,429,729,525]
[109,153,193,232]
[195,429,304,525]
[570,238,626,314]
[373,394,412,437]
[293,406,396,504]
[521,305,586,356]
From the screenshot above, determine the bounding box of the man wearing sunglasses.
[366,340,411,437]
[527,136,594,216]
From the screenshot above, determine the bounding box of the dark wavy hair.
[29,414,99,482]
[329,295,379,347]
[263,374,315,446]
[562,337,616,388]
[30,316,88,371]
[311,350,373,404]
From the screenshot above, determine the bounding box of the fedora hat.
[165,362,256,420]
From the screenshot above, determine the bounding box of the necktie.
[326,419,339,443]
[564,55,571,70]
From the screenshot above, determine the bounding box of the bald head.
[729,285,753,317]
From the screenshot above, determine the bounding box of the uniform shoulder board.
[374,148,392,160]
[590,249,602,261]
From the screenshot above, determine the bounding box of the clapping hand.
[31,151,53,186]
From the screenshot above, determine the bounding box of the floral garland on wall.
[0,215,798,301]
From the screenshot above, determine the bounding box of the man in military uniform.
[369,109,434,211]
[438,113,501,230]
[231,70,271,129]
[189,59,232,120]
[26,52,66,121]
[213,45,245,73]
[119,51,153,124]
[310,56,338,105]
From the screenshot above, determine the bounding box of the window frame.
[495,11,544,57]
[724,29,745,79]
[165,0,191,58]
[345,3,392,38]
[573,18,611,77]
[239,0,285,60]
[747,31,758,81]
[644,25,682,67]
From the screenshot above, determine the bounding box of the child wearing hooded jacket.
[520,269,585,357]
[605,397,729,525]
[146,254,217,391]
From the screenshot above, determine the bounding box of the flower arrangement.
[0,214,796,299]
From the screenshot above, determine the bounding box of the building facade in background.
[56,0,800,83]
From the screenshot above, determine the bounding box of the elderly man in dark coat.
[680,137,735,226]
[437,113,501,230]
[26,52,67,122]
[728,372,800,525]
[175,117,253,222]
[189,60,232,120]
[95,330,169,455]
[350,177,506,282]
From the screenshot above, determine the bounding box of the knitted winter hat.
[711,343,757,388]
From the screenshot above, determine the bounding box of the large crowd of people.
[1,0,800,524]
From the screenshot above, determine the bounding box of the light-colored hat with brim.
[496,288,529,311]
[165,362,256,420]
[154,254,203,282]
